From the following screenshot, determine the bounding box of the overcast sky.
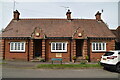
[0,0,120,29]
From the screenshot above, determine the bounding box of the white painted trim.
[51,42,67,52]
[92,42,106,52]
[10,42,26,52]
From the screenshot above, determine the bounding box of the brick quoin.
[82,39,88,59]
[42,39,46,59]
[72,40,76,57]
[29,39,34,61]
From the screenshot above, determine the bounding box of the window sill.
[10,51,25,53]
[92,50,106,53]
[51,50,67,53]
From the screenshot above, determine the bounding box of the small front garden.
[36,63,102,69]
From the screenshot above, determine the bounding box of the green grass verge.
[0,62,7,65]
[36,64,102,69]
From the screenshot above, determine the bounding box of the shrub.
[85,55,89,60]
[40,58,45,62]
[80,60,87,64]
[72,56,77,60]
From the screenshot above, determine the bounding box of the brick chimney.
[66,9,72,20]
[13,10,20,20]
[95,11,102,21]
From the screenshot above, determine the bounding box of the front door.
[34,39,42,58]
[76,40,83,57]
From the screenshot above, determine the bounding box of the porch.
[72,39,88,62]
[30,39,45,61]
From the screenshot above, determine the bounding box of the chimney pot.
[95,11,102,21]
[66,9,72,20]
[13,10,20,20]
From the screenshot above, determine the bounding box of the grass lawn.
[0,62,7,65]
[36,64,102,69]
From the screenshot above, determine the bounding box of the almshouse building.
[1,10,116,62]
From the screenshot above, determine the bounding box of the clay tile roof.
[111,26,120,42]
[2,18,116,38]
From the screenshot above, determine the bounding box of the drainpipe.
[28,40,29,61]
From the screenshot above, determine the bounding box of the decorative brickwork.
[29,39,34,61]
[72,40,76,57]
[82,40,88,59]
[42,39,46,59]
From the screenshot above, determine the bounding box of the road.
[2,67,119,78]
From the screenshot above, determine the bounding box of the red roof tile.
[111,26,120,42]
[2,18,115,38]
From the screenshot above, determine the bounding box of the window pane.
[11,43,14,50]
[21,43,24,50]
[52,43,55,50]
[96,43,98,50]
[18,43,20,50]
[104,52,114,56]
[63,43,65,50]
[58,43,62,50]
[99,43,101,50]
[93,43,95,50]
[15,43,17,50]
[103,43,105,50]
[56,43,62,50]
[56,43,58,50]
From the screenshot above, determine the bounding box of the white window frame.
[51,42,67,52]
[10,42,26,52]
[92,42,106,52]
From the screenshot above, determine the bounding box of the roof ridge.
[19,18,96,20]
[20,18,67,20]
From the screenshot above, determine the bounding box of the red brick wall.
[0,39,5,59]
[29,39,34,61]
[45,39,71,62]
[82,40,88,59]
[4,39,29,61]
[89,39,115,62]
[72,40,76,57]
[42,39,46,59]
[3,39,115,62]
